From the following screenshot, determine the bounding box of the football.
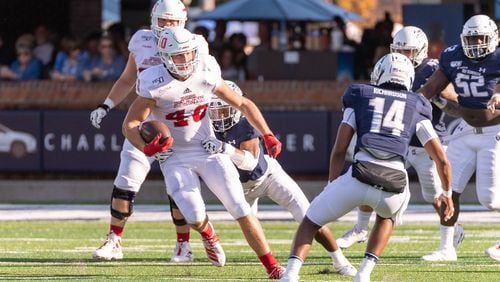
[139,120,171,143]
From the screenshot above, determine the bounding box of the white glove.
[202,137,225,154]
[90,105,110,129]
[154,149,173,163]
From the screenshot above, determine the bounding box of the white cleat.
[453,224,465,249]
[170,241,194,262]
[92,232,123,260]
[334,262,357,277]
[202,234,226,267]
[485,242,500,261]
[278,272,298,282]
[354,272,370,282]
[422,249,457,261]
[336,225,368,249]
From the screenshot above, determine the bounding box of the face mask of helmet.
[208,99,241,132]
[460,15,498,59]
[208,80,243,132]
[158,28,198,77]
[390,26,428,67]
[150,0,187,38]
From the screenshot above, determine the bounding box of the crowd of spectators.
[0,13,445,82]
[0,24,127,82]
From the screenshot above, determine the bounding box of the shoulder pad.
[128,29,156,53]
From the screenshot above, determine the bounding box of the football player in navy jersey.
[200,80,356,277]
[417,14,500,262]
[337,26,465,257]
[279,53,454,282]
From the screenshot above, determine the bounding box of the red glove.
[143,133,174,157]
[263,133,282,158]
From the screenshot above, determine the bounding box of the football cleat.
[485,242,500,261]
[92,232,123,260]
[202,234,226,267]
[334,262,358,277]
[422,248,457,261]
[354,271,370,282]
[170,241,194,262]
[453,224,465,249]
[277,270,298,282]
[268,265,286,279]
[336,225,369,249]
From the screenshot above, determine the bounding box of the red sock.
[200,222,215,239]
[110,225,124,237]
[177,232,190,242]
[259,252,279,273]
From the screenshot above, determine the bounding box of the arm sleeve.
[416,119,438,145]
[342,108,356,130]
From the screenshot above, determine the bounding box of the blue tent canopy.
[192,0,361,22]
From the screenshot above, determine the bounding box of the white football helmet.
[158,27,198,77]
[370,53,415,91]
[151,0,187,38]
[461,14,498,59]
[390,26,428,67]
[208,80,243,133]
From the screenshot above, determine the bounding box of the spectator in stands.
[51,35,89,81]
[0,33,15,66]
[83,35,125,82]
[33,24,55,67]
[210,20,228,58]
[83,31,102,67]
[218,47,241,81]
[229,32,247,80]
[0,45,43,80]
[106,22,129,59]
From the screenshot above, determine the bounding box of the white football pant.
[406,145,444,203]
[445,121,500,211]
[113,139,154,192]
[307,166,410,227]
[244,156,310,222]
[161,149,251,224]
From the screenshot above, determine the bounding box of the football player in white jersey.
[337,27,465,255]
[91,0,208,262]
[199,80,356,277]
[417,14,500,262]
[123,27,285,279]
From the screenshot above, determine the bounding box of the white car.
[0,123,37,159]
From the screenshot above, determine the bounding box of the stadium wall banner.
[264,111,331,173]
[0,111,42,171]
[0,110,342,174]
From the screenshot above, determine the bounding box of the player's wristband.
[100,98,115,111]
[442,189,452,198]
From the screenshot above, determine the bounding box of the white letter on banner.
[94,134,105,151]
[44,133,55,151]
[286,134,297,152]
[61,134,72,151]
[303,134,315,151]
[111,135,121,151]
[77,134,89,151]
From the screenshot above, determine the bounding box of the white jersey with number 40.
[136,54,222,152]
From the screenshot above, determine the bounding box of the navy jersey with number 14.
[343,84,432,158]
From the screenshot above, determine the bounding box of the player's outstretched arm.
[90,55,138,129]
[214,81,281,157]
[418,68,450,100]
[328,123,354,182]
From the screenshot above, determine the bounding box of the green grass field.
[0,220,499,281]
